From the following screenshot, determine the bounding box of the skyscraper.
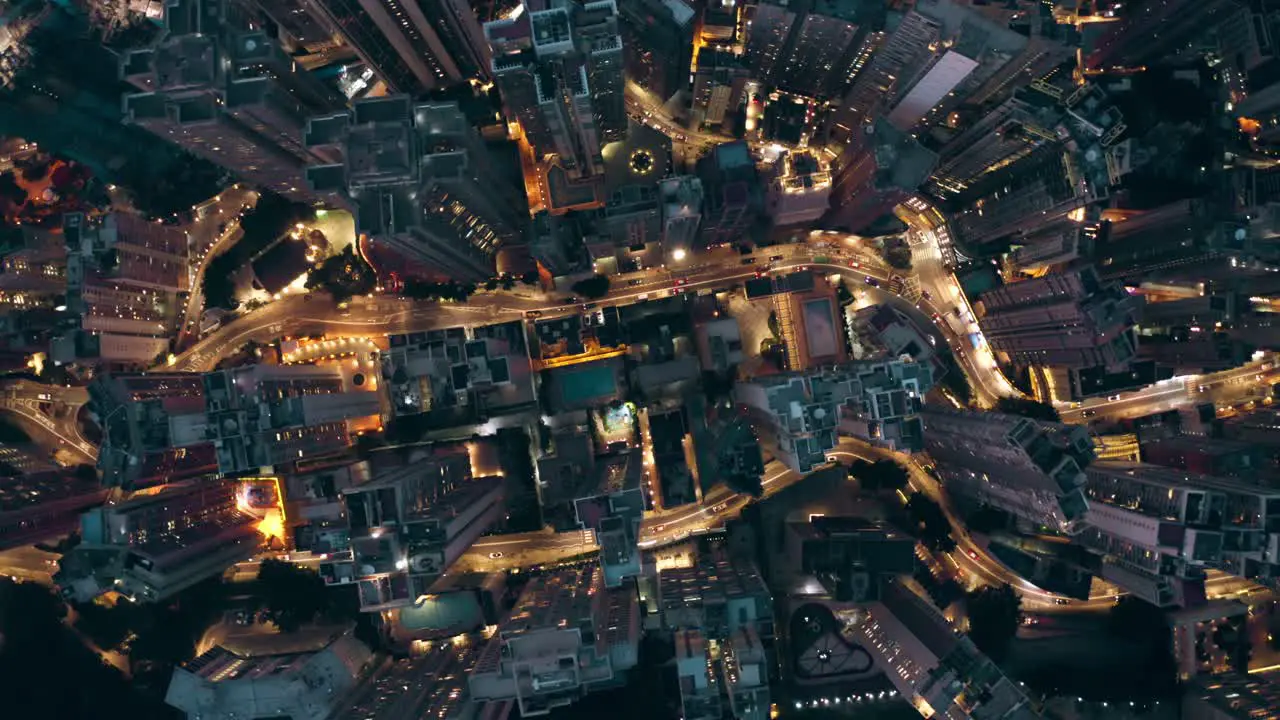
[1084,0,1237,73]
[1075,461,1280,607]
[306,96,526,280]
[484,1,626,180]
[696,142,762,247]
[91,365,381,489]
[826,118,937,232]
[55,480,264,603]
[928,90,1063,196]
[734,358,933,473]
[307,0,492,93]
[617,0,695,103]
[120,0,347,202]
[976,265,1142,371]
[921,407,1095,534]
[743,1,798,84]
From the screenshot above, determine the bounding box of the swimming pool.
[559,362,618,404]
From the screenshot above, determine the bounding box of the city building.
[1078,460,1280,607]
[573,476,644,587]
[1083,0,1238,73]
[928,90,1064,196]
[0,459,108,551]
[696,142,763,247]
[52,211,191,368]
[119,0,347,202]
[306,0,492,94]
[91,366,380,489]
[675,629,722,720]
[659,176,704,254]
[853,579,1040,719]
[484,2,625,180]
[827,9,939,143]
[306,97,525,281]
[851,304,943,377]
[380,322,536,423]
[734,359,933,473]
[743,1,797,85]
[657,551,775,645]
[785,515,917,603]
[765,150,832,228]
[468,566,640,716]
[55,480,263,603]
[826,117,937,232]
[689,49,750,130]
[1005,222,1094,277]
[617,0,695,103]
[165,629,374,720]
[945,81,1123,247]
[340,454,505,611]
[976,265,1142,371]
[1094,199,1242,283]
[723,623,770,720]
[921,407,1095,534]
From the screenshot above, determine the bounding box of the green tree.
[571,274,611,299]
[306,246,376,303]
[966,584,1021,662]
[995,397,1061,422]
[257,559,329,632]
[884,244,913,270]
[905,492,956,552]
[849,459,909,492]
[521,271,540,286]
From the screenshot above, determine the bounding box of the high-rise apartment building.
[659,176,704,253]
[469,566,640,716]
[306,0,491,93]
[786,515,917,603]
[826,10,939,142]
[306,96,525,281]
[484,2,625,180]
[1084,0,1237,73]
[928,89,1062,193]
[1183,673,1280,720]
[921,407,1095,534]
[340,455,505,611]
[1077,461,1280,607]
[0,460,108,552]
[734,358,933,473]
[119,0,347,202]
[765,149,833,227]
[55,480,263,603]
[52,211,192,368]
[245,0,341,53]
[92,366,380,489]
[697,142,763,247]
[743,1,797,84]
[828,0,1057,141]
[976,265,1142,370]
[617,0,695,102]
[826,118,937,232]
[853,580,1040,719]
[945,81,1123,246]
[690,49,750,130]
[675,629,722,720]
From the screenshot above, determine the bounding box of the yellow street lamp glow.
[672,248,687,262]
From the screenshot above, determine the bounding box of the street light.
[672,248,687,262]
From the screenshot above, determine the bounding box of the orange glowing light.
[1239,117,1263,135]
[257,509,285,542]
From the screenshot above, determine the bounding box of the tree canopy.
[848,459,910,492]
[966,583,1021,662]
[995,397,1061,423]
[257,559,329,633]
[571,274,611,299]
[905,492,956,552]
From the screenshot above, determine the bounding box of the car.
[525,310,542,319]
[1081,409,1097,418]
[797,265,808,271]
[931,313,941,323]
[488,552,504,559]
[36,393,51,400]
[674,279,688,286]
[864,276,879,287]
[754,270,765,278]
[1198,385,1208,392]
[770,255,785,261]
[560,296,579,304]
[921,290,932,300]
[628,279,643,286]
[967,550,978,560]
[582,302,598,310]
[1107,394,1122,401]
[848,260,860,268]
[1055,598,1071,605]
[741,257,756,265]
[217,222,227,234]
